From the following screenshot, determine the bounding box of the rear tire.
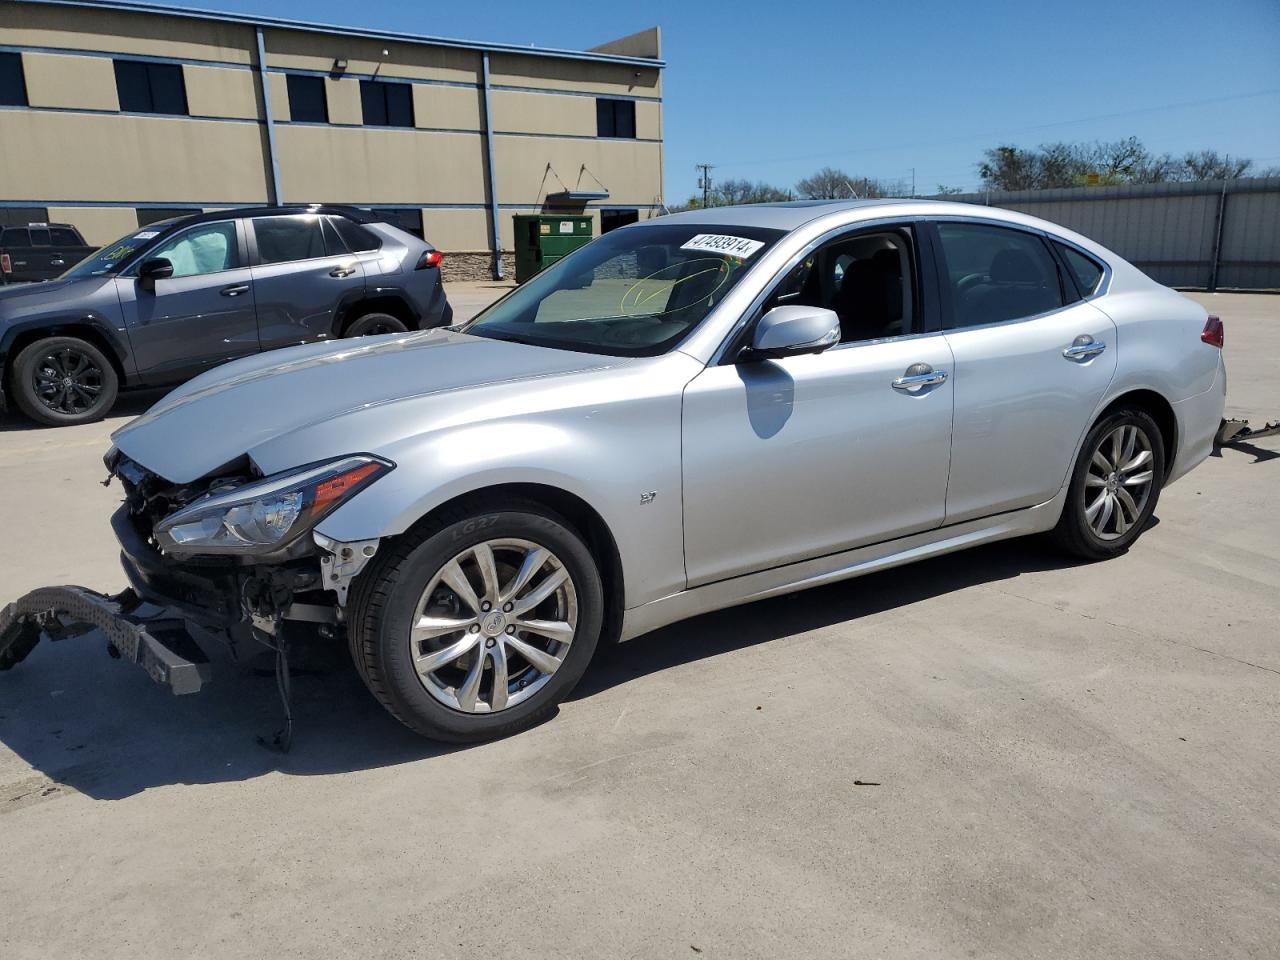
[344,312,408,337]
[11,335,119,426]
[347,502,604,742]
[1051,407,1165,561]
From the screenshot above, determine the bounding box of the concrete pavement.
[0,291,1277,959]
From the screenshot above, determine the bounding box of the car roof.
[651,199,1057,233]
[153,205,379,230]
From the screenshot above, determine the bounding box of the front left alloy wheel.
[11,335,119,426]
[348,504,604,742]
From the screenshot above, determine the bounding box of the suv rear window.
[330,216,381,252]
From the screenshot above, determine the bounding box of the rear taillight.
[415,250,443,270]
[1201,315,1224,348]
[0,253,10,274]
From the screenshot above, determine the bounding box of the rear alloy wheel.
[1051,408,1165,560]
[348,505,603,742]
[345,312,408,337]
[11,336,119,426]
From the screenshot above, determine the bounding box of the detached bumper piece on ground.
[1216,418,1280,447]
[0,585,211,694]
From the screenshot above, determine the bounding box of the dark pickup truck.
[1,222,96,284]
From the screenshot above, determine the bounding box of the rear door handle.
[892,363,948,392]
[221,283,250,297]
[329,265,357,278]
[1063,336,1106,360]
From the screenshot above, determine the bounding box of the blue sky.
[168,0,1280,200]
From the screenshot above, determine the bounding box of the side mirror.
[744,306,841,360]
[137,257,174,289]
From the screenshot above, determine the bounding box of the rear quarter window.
[330,217,381,252]
[1055,242,1105,296]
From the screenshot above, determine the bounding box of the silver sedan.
[3,200,1227,742]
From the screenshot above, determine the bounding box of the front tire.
[348,503,604,742]
[1051,408,1165,560]
[11,336,119,426]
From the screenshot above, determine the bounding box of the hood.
[0,277,110,319]
[111,329,617,483]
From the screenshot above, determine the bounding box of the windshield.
[463,222,785,356]
[59,226,169,279]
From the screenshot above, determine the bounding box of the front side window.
[61,228,164,278]
[114,59,188,115]
[360,80,414,127]
[936,223,1065,327]
[252,215,333,264]
[1055,241,1105,297]
[49,227,81,245]
[287,74,328,123]
[145,222,240,278]
[596,98,636,138]
[764,228,917,343]
[0,51,28,107]
[464,223,783,357]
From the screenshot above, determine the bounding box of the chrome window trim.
[930,214,1114,305]
[709,215,929,366]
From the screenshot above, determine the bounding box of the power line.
[715,88,1280,173]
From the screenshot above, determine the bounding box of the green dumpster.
[513,214,593,283]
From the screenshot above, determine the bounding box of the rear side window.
[0,51,28,107]
[28,228,50,246]
[49,227,81,245]
[936,223,1065,327]
[1055,242,1105,297]
[330,216,381,252]
[253,216,334,264]
[2,228,30,246]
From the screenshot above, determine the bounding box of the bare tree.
[795,167,861,199]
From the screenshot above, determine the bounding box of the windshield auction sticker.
[680,234,765,259]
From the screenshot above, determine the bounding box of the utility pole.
[696,163,714,208]
[910,167,916,197]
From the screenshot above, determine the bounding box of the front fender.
[307,354,703,608]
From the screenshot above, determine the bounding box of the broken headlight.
[154,455,393,557]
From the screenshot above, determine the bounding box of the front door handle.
[892,363,948,392]
[329,265,357,278]
[1063,336,1106,360]
[221,283,250,297]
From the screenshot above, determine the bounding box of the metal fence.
[931,177,1280,291]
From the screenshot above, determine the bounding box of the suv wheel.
[348,502,604,742]
[11,336,119,426]
[1051,407,1165,560]
[345,312,408,337]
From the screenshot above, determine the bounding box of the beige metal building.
[0,0,665,279]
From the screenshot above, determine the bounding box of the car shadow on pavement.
[0,536,1081,801]
[0,388,167,433]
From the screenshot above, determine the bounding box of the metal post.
[481,53,504,281]
[255,27,282,205]
[1207,179,1228,292]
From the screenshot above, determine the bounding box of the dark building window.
[114,59,188,115]
[0,207,48,227]
[596,98,636,138]
[367,208,423,239]
[600,209,639,233]
[286,74,328,123]
[360,80,414,127]
[137,207,195,227]
[0,52,28,107]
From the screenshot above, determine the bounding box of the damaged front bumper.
[0,585,212,694]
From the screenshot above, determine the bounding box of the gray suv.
[0,205,452,426]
